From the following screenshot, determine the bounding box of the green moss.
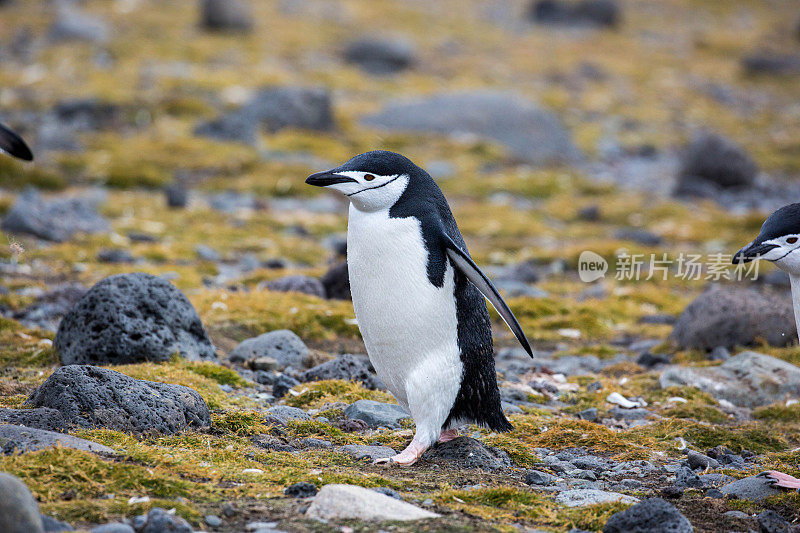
[754,403,800,423]
[438,487,556,522]
[283,380,395,410]
[558,502,633,532]
[0,158,67,190]
[212,410,268,436]
[0,317,57,368]
[661,403,727,424]
[184,361,251,387]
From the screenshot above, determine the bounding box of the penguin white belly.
[347,204,462,439]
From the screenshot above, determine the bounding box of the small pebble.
[205,515,222,527]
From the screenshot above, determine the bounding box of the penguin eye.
[363,174,376,182]
[787,237,798,244]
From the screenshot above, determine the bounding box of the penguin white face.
[306,151,420,212]
[734,203,800,276]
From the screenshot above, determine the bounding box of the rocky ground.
[1,0,800,531]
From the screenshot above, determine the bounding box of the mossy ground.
[1,0,800,531]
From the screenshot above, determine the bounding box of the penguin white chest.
[347,204,462,412]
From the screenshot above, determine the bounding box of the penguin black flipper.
[442,233,533,358]
[0,122,33,161]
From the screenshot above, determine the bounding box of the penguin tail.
[486,412,514,433]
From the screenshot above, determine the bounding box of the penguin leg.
[376,358,458,466]
[438,428,459,443]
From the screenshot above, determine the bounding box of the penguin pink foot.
[374,439,428,467]
[438,429,459,443]
[764,470,800,490]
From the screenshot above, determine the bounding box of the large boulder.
[199,0,252,32]
[671,288,795,350]
[361,92,581,166]
[305,484,439,521]
[1,189,109,242]
[527,0,621,29]
[25,365,211,436]
[660,351,800,408]
[0,473,43,533]
[603,498,692,533]
[674,134,758,197]
[55,273,217,365]
[342,38,416,75]
[0,424,114,455]
[300,354,384,390]
[719,474,782,501]
[227,330,308,369]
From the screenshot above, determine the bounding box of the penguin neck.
[789,274,800,344]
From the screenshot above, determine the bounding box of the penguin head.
[0,122,33,161]
[734,203,800,275]
[306,150,424,211]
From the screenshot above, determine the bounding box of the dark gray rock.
[97,248,136,264]
[373,487,402,500]
[341,444,396,461]
[686,450,719,471]
[578,205,601,221]
[343,38,416,74]
[208,191,260,213]
[670,288,795,350]
[200,0,253,32]
[742,53,800,76]
[196,86,333,144]
[577,407,598,422]
[424,437,512,470]
[528,0,621,28]
[660,351,800,408]
[603,498,692,533]
[0,408,67,432]
[272,374,300,398]
[757,510,789,533]
[91,524,134,533]
[525,470,556,485]
[40,515,72,532]
[266,275,326,298]
[637,352,671,368]
[53,99,122,132]
[609,407,652,421]
[195,244,221,262]
[249,86,333,133]
[613,228,662,246]
[299,354,384,390]
[284,481,317,498]
[49,6,110,43]
[25,365,211,436]
[361,92,581,166]
[674,134,758,195]
[320,261,350,300]
[228,330,308,369]
[344,400,409,428]
[165,184,188,208]
[55,273,217,365]
[138,508,192,533]
[2,189,109,242]
[194,110,258,144]
[11,283,87,332]
[674,466,703,489]
[0,473,43,533]
[0,424,115,455]
[266,405,311,425]
[720,474,782,501]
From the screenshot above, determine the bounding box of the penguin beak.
[733,241,777,264]
[0,123,33,162]
[305,170,357,187]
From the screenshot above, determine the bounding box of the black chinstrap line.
[346,175,401,196]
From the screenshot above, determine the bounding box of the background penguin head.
[0,122,33,161]
[734,203,800,275]
[306,150,426,211]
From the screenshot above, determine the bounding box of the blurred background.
[2,1,800,531]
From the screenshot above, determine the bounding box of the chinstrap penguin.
[0,122,33,161]
[306,150,533,466]
[733,203,800,344]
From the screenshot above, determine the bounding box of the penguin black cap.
[733,203,800,263]
[306,150,418,187]
[0,122,34,161]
